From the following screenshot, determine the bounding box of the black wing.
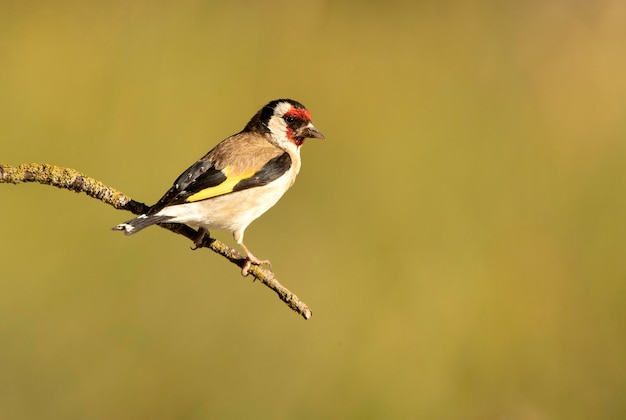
[147,153,291,214]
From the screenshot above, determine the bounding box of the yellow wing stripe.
[185,166,255,202]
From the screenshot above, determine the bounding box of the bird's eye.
[284,115,296,125]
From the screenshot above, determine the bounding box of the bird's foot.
[191,227,211,250]
[241,253,272,277]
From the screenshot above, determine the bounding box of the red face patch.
[284,107,311,122]
[285,126,302,146]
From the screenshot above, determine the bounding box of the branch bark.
[0,163,312,320]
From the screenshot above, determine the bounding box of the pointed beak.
[296,122,325,140]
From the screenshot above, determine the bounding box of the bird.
[113,98,325,276]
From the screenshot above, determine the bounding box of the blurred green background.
[1,0,625,418]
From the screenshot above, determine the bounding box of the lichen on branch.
[1,163,312,320]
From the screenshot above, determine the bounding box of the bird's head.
[245,99,325,150]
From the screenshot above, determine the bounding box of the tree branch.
[0,163,312,320]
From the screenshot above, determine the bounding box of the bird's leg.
[191,227,211,250]
[239,242,272,276]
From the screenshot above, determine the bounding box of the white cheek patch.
[267,102,294,143]
[267,115,288,138]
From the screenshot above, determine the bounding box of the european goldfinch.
[113,99,324,275]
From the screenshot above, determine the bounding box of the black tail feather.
[112,214,173,235]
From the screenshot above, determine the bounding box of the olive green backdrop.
[1,1,625,418]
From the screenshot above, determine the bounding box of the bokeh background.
[1,0,625,418]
